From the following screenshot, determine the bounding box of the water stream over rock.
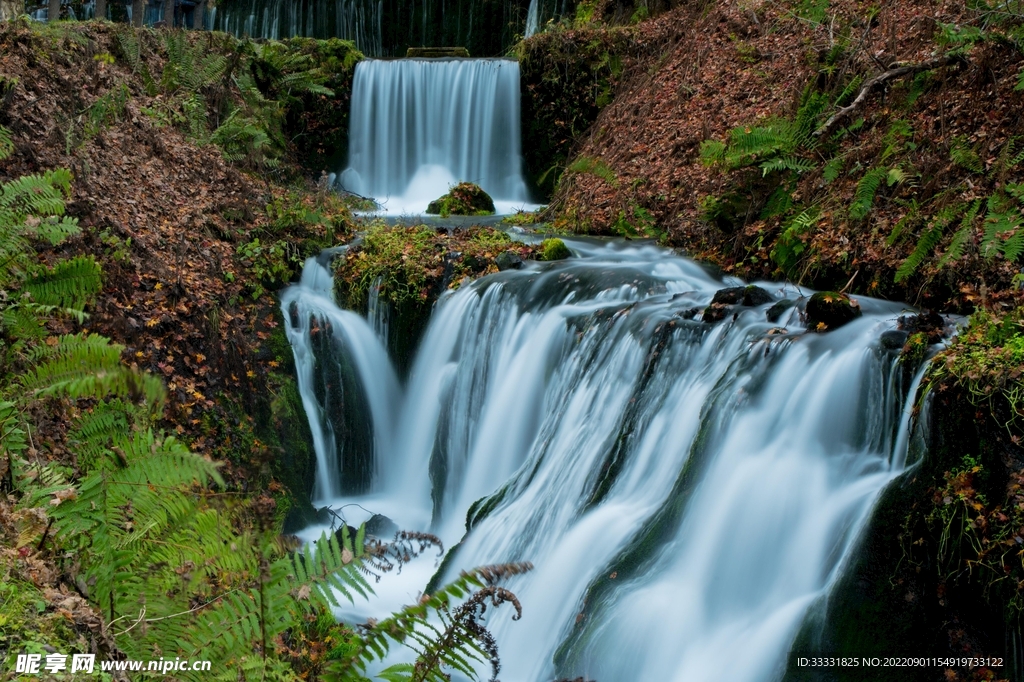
[282,238,930,681]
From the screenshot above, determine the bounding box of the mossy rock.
[805,291,862,332]
[703,285,774,323]
[426,182,495,216]
[540,238,572,261]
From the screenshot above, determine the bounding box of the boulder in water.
[804,291,862,331]
[702,285,773,323]
[495,250,524,270]
[766,298,796,323]
[540,238,572,261]
[880,329,910,350]
[365,513,399,538]
[897,310,948,343]
[712,285,774,307]
[426,182,496,217]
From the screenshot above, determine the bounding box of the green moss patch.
[540,237,572,261]
[425,183,496,217]
[334,224,536,372]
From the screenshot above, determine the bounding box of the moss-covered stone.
[425,182,495,217]
[334,224,536,375]
[702,285,773,323]
[804,291,861,332]
[540,237,572,261]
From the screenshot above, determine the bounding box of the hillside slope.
[545,0,1024,312]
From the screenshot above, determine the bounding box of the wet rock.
[880,330,910,350]
[804,291,862,332]
[766,298,796,323]
[540,238,572,261]
[711,285,774,307]
[495,250,523,271]
[702,285,773,323]
[701,302,732,323]
[426,182,495,216]
[334,524,359,546]
[365,513,399,538]
[897,310,948,343]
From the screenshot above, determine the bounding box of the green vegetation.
[112,26,361,172]
[0,130,530,679]
[426,182,496,217]
[540,237,572,261]
[518,27,636,197]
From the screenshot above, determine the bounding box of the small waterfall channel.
[281,238,932,681]
[338,58,534,215]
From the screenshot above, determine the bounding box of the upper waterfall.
[212,0,384,55]
[338,58,532,215]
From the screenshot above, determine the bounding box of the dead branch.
[813,54,965,139]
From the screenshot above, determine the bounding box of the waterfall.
[213,0,384,56]
[525,0,539,37]
[280,249,401,501]
[283,239,930,679]
[338,58,533,215]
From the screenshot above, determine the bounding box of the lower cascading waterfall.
[283,239,929,681]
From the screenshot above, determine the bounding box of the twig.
[839,269,859,294]
[813,54,965,139]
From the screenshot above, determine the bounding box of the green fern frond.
[937,199,982,268]
[759,156,816,176]
[19,333,165,407]
[0,169,73,219]
[0,125,13,161]
[950,136,984,174]
[699,140,726,166]
[24,255,102,310]
[822,155,844,184]
[896,221,945,283]
[770,206,820,275]
[0,400,27,459]
[849,167,888,220]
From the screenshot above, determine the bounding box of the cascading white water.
[284,239,929,680]
[525,0,540,37]
[213,0,383,55]
[338,58,533,215]
[280,248,401,501]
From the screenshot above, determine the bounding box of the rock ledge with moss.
[426,182,496,216]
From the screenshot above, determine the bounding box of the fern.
[950,136,984,174]
[822,155,844,184]
[18,333,166,407]
[23,255,102,309]
[982,190,1024,261]
[937,199,983,268]
[849,167,888,220]
[895,222,945,283]
[113,26,143,73]
[80,84,130,144]
[0,125,12,161]
[771,206,820,275]
[759,156,817,176]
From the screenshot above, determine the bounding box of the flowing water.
[338,58,534,215]
[283,238,929,681]
[212,0,384,54]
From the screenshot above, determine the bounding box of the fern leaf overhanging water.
[281,238,933,681]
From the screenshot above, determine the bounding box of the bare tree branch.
[813,54,965,139]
